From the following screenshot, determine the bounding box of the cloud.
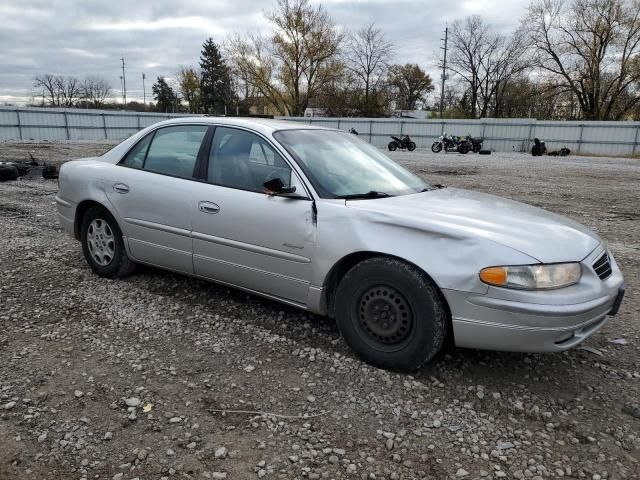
[0,0,530,105]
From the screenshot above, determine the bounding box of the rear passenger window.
[143,126,208,178]
[121,134,152,168]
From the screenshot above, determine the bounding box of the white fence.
[2,107,639,156]
[0,106,188,142]
[279,117,640,156]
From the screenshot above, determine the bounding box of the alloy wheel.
[86,218,115,266]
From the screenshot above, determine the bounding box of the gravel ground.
[0,141,639,480]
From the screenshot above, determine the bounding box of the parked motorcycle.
[388,135,416,151]
[531,138,547,156]
[431,133,471,154]
[548,147,571,157]
[466,135,484,153]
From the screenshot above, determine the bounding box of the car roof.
[153,116,331,135]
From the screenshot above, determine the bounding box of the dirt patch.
[0,143,638,479]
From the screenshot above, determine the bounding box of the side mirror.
[263,177,297,196]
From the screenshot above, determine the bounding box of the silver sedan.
[55,117,625,371]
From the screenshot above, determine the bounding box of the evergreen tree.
[152,76,179,113]
[199,38,234,114]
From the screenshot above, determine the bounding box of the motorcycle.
[531,138,547,156]
[388,135,416,151]
[431,133,471,154]
[466,135,484,153]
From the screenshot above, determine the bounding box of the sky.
[0,0,531,105]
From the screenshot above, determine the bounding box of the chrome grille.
[593,253,612,280]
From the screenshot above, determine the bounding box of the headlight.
[479,263,581,290]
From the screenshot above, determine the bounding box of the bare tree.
[34,74,63,106]
[345,23,393,116]
[228,0,343,116]
[448,16,526,118]
[525,0,640,120]
[59,76,82,107]
[34,74,83,107]
[82,76,112,108]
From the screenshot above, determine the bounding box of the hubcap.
[87,218,115,266]
[357,285,413,348]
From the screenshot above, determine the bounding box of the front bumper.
[444,247,625,353]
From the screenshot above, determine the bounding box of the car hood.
[347,188,601,263]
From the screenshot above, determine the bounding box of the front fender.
[314,202,538,295]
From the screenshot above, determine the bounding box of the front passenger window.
[143,125,208,178]
[208,127,292,192]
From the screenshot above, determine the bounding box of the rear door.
[105,124,209,274]
[190,126,316,305]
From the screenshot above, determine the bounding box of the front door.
[105,124,209,274]
[191,126,316,305]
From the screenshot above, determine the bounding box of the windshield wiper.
[337,191,393,200]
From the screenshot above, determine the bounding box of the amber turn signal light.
[479,267,507,286]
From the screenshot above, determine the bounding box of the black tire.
[458,144,470,154]
[80,206,136,278]
[431,142,443,153]
[407,142,416,151]
[335,257,448,371]
[0,164,19,181]
[388,141,398,151]
[42,165,57,179]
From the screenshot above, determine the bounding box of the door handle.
[113,183,129,194]
[198,201,220,214]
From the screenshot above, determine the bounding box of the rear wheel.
[431,142,442,153]
[388,141,398,151]
[407,142,416,151]
[335,257,448,371]
[81,206,136,278]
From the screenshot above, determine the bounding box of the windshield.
[274,129,428,199]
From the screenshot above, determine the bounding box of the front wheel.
[407,142,416,151]
[81,206,136,278]
[431,142,442,153]
[335,257,448,371]
[388,141,398,151]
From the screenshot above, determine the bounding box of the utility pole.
[440,25,448,119]
[142,73,146,106]
[120,56,127,109]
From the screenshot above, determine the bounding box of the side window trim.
[194,126,216,181]
[140,130,156,169]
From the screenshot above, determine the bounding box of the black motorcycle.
[531,138,547,156]
[388,135,416,151]
[431,134,470,154]
[466,135,483,153]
